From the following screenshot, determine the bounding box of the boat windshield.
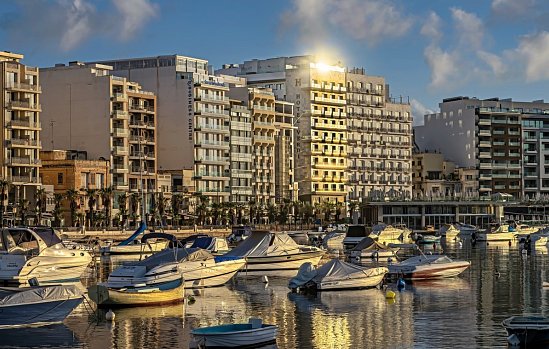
[32,227,62,247]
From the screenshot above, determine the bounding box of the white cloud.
[420,11,442,42]
[477,50,507,77]
[410,99,434,126]
[451,8,484,50]
[514,31,549,82]
[113,0,159,41]
[491,0,536,17]
[283,0,413,47]
[2,0,159,51]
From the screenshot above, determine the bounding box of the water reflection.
[0,324,79,348]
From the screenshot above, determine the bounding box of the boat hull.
[100,241,168,255]
[503,316,549,346]
[391,262,470,280]
[192,325,277,348]
[476,232,515,242]
[88,278,185,307]
[184,260,246,288]
[0,297,83,328]
[317,271,386,291]
[239,251,324,276]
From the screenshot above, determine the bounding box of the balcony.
[195,94,229,104]
[6,82,41,93]
[112,128,129,137]
[312,96,346,106]
[129,121,155,129]
[113,181,129,189]
[253,121,276,129]
[478,119,491,126]
[193,171,230,179]
[195,109,230,117]
[313,122,346,131]
[113,146,128,155]
[310,83,347,93]
[254,135,275,144]
[112,110,129,120]
[7,157,41,166]
[10,175,40,184]
[311,109,347,118]
[479,152,491,158]
[112,164,129,173]
[7,119,41,130]
[195,156,230,164]
[479,141,491,147]
[7,101,41,111]
[111,93,127,102]
[194,124,230,133]
[195,139,230,149]
[253,105,275,113]
[129,104,155,113]
[312,162,346,169]
[7,138,41,148]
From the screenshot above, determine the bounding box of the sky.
[1,0,549,126]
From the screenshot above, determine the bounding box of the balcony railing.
[10,175,40,184]
[6,82,41,92]
[8,157,41,165]
[7,138,41,147]
[7,101,41,110]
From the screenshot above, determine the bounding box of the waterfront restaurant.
[361,200,504,230]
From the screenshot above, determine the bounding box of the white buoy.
[105,309,115,321]
[458,241,463,248]
[262,275,269,283]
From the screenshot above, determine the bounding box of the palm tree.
[100,186,114,228]
[17,198,30,226]
[53,193,64,227]
[267,203,277,225]
[195,194,209,225]
[156,193,168,227]
[348,200,359,224]
[117,193,128,228]
[0,179,10,227]
[84,189,98,228]
[35,187,47,226]
[171,193,182,226]
[129,192,141,227]
[248,200,257,225]
[65,189,80,227]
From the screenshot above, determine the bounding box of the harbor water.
[2,238,548,349]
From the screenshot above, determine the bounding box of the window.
[57,173,63,185]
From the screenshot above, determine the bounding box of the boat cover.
[0,285,82,306]
[129,248,215,270]
[223,231,301,258]
[322,231,345,249]
[351,237,392,252]
[191,237,215,250]
[289,259,388,289]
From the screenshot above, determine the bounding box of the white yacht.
[454,222,477,235]
[475,224,516,242]
[388,254,470,280]
[370,224,414,245]
[0,227,92,285]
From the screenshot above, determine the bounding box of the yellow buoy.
[386,290,396,299]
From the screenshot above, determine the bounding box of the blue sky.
[2,0,549,125]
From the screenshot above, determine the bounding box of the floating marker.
[105,309,115,321]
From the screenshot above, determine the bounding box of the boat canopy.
[398,255,453,266]
[129,247,215,270]
[224,231,301,257]
[351,237,392,252]
[0,285,82,306]
[141,232,178,245]
[289,259,388,289]
[0,228,61,253]
[117,221,148,246]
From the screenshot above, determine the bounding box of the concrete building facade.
[228,101,253,204]
[415,97,549,198]
[346,68,412,201]
[0,51,42,202]
[39,62,157,207]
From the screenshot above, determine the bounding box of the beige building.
[218,56,348,204]
[40,150,110,226]
[412,152,478,199]
[228,101,253,204]
[89,55,247,204]
[0,51,42,202]
[39,62,157,220]
[346,68,412,201]
[274,100,296,203]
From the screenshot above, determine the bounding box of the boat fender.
[458,241,463,248]
[262,275,269,283]
[507,334,520,346]
[397,278,406,290]
[386,290,396,299]
[187,295,196,304]
[106,309,115,321]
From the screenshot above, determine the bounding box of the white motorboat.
[100,222,168,255]
[439,224,460,240]
[0,285,83,328]
[0,227,92,285]
[289,259,388,291]
[104,234,245,289]
[221,231,325,275]
[349,237,399,262]
[183,235,230,254]
[192,318,277,348]
[370,224,414,245]
[388,254,470,280]
[475,224,515,242]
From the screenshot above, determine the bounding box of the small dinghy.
[503,316,549,346]
[0,285,83,328]
[191,318,277,348]
[288,259,388,291]
[388,254,470,280]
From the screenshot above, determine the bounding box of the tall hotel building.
[218,56,412,203]
[346,68,412,201]
[90,56,246,204]
[0,51,42,202]
[415,97,549,198]
[218,56,348,204]
[39,62,158,203]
